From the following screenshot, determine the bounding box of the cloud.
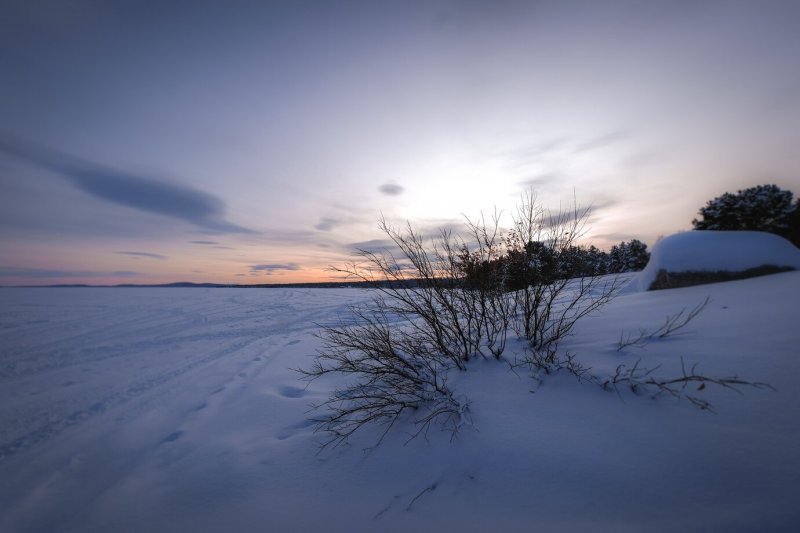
[346,237,412,261]
[248,227,319,246]
[519,172,564,189]
[591,232,642,244]
[250,263,301,275]
[574,130,630,153]
[115,251,167,260]
[348,238,397,252]
[189,240,234,249]
[67,168,254,234]
[503,138,566,167]
[624,149,664,169]
[314,217,340,231]
[344,217,466,257]
[378,183,404,196]
[541,198,620,229]
[0,267,140,278]
[0,136,255,235]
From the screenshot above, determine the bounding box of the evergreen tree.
[692,184,798,246]
[609,239,650,273]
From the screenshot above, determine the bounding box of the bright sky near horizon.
[1,0,799,285]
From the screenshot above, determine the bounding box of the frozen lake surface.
[0,288,366,532]
[1,279,799,532]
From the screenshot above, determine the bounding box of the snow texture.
[633,230,800,291]
[0,271,799,531]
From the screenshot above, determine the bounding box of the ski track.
[0,288,361,462]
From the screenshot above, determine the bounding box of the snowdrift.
[633,230,800,291]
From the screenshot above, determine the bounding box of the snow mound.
[633,230,800,291]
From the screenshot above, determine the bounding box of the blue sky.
[1,0,799,285]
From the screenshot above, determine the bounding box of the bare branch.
[602,356,774,411]
[617,297,710,351]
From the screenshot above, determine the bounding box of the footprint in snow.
[275,419,314,441]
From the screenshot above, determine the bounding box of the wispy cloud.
[250,263,301,274]
[503,138,566,167]
[591,232,642,244]
[541,198,620,229]
[0,136,255,235]
[519,172,564,189]
[573,130,630,153]
[314,217,340,231]
[348,238,397,253]
[115,251,167,260]
[67,168,254,234]
[0,267,140,278]
[378,183,404,196]
[249,228,319,246]
[189,240,234,249]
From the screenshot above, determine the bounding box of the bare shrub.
[506,191,624,368]
[338,214,513,365]
[302,212,511,446]
[302,191,629,446]
[302,192,767,447]
[304,300,467,449]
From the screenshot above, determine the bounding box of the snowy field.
[1,274,799,532]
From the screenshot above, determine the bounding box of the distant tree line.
[462,236,650,291]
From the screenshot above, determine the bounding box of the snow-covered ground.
[1,273,799,532]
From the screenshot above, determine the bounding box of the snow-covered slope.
[633,230,800,291]
[1,273,798,532]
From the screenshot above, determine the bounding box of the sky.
[1,0,799,286]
